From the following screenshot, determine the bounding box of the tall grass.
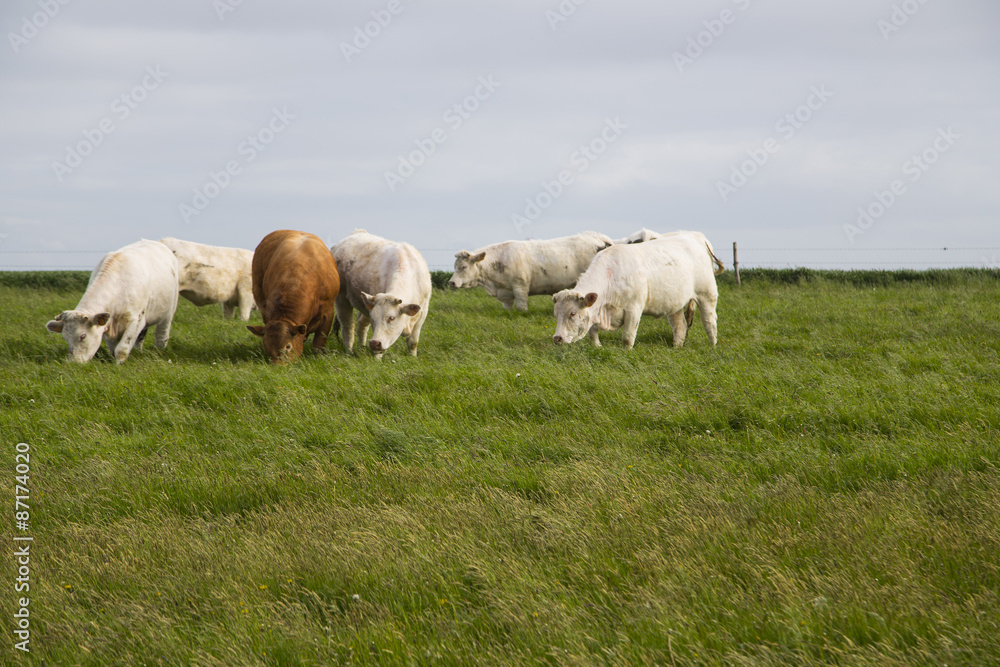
[1,270,998,665]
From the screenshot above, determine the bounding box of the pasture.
[2,269,999,665]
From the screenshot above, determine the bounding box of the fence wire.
[2,246,998,271]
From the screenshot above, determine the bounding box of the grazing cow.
[330,230,431,359]
[552,231,721,349]
[614,227,661,245]
[449,231,613,311]
[246,230,339,364]
[158,237,255,320]
[45,239,179,363]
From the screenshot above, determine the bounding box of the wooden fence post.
[733,242,740,286]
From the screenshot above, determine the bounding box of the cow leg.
[237,291,255,321]
[667,309,689,348]
[356,313,371,349]
[104,334,117,359]
[588,325,602,347]
[512,284,529,312]
[222,301,236,319]
[698,295,718,346]
[406,311,428,357]
[495,288,515,311]
[337,303,356,353]
[621,308,643,350]
[115,318,146,363]
[154,314,172,351]
[312,317,332,353]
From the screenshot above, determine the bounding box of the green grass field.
[2,270,999,665]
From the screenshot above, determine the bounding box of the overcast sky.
[1,0,997,270]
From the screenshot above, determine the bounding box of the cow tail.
[684,299,697,328]
[706,242,724,275]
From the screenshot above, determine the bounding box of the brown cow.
[247,230,340,364]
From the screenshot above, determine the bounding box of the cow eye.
[79,334,87,341]
[388,316,395,322]
[569,312,576,318]
[284,344,292,351]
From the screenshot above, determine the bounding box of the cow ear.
[93,313,111,326]
[471,251,486,263]
[46,319,64,333]
[583,292,598,308]
[292,324,308,336]
[361,291,376,310]
[401,303,420,317]
[247,325,265,337]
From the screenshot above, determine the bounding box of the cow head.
[551,290,598,345]
[361,291,420,358]
[247,320,308,364]
[45,310,111,363]
[449,250,486,289]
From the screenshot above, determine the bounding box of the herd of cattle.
[44,228,724,364]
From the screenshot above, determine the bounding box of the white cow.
[552,231,722,350]
[331,230,431,358]
[449,231,613,311]
[158,237,255,320]
[614,227,661,245]
[45,239,179,363]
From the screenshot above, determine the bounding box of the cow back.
[252,230,340,327]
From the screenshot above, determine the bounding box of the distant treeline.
[716,267,1000,287]
[2,268,997,292]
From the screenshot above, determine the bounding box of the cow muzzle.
[369,339,383,353]
[448,280,457,289]
[552,335,563,345]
